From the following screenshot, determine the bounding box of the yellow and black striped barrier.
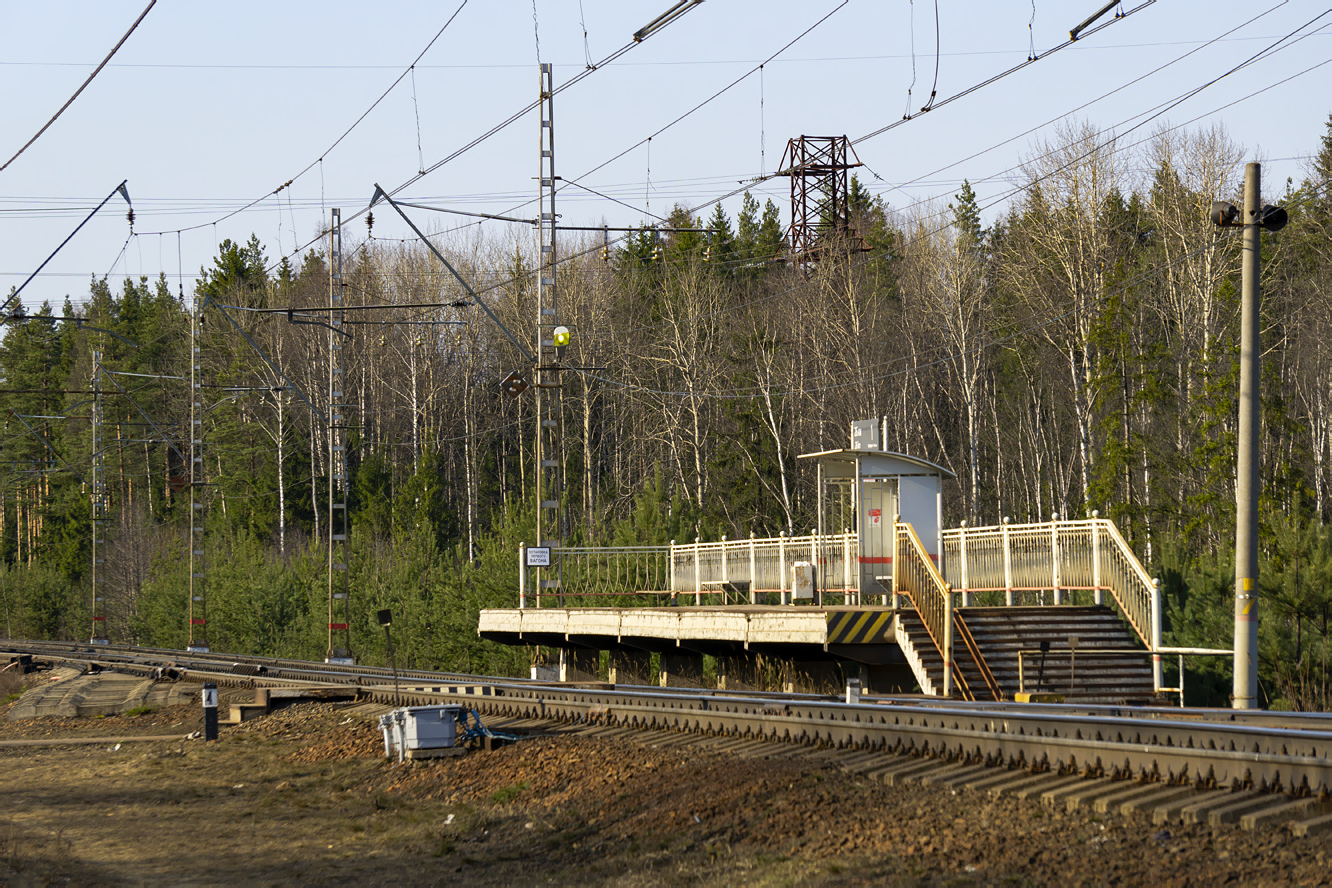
[826,611,894,645]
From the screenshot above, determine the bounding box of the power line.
[0,0,157,174]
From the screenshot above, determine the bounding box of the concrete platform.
[478,605,903,664]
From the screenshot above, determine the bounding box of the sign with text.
[526,547,551,567]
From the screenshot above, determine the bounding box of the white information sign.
[526,547,552,567]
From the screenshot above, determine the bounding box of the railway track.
[6,638,1332,834]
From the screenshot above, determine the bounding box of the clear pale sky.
[1,1,1328,311]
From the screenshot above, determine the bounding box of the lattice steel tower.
[779,135,866,269]
[535,63,564,601]
[188,290,209,652]
[327,208,353,663]
[90,351,109,644]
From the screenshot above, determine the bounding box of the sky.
[1,0,1329,313]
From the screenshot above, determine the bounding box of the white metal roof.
[796,449,956,479]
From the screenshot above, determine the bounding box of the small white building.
[798,419,953,599]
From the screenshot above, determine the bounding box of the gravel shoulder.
[1,681,1329,887]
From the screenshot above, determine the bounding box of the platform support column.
[559,648,599,683]
[609,650,651,685]
[659,652,704,688]
[717,655,763,691]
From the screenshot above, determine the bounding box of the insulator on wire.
[601,244,610,263]
[126,209,135,228]
[366,212,374,232]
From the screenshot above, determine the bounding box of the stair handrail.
[953,611,1003,701]
[894,521,954,697]
[941,517,1156,651]
[1095,518,1154,645]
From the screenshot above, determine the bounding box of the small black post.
[201,681,218,741]
[1036,640,1051,692]
[378,609,401,706]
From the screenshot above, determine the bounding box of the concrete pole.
[1233,162,1261,710]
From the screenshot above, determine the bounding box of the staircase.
[897,605,1157,704]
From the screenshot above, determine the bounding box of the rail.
[10,640,1332,800]
[942,517,1161,680]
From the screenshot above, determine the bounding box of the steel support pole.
[1233,162,1262,710]
[535,63,564,605]
[188,291,208,653]
[90,351,108,644]
[328,209,353,664]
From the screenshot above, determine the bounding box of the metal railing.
[941,516,1160,656]
[519,533,860,608]
[670,532,858,605]
[520,545,673,608]
[893,521,954,697]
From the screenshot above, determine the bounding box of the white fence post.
[1051,513,1062,606]
[519,544,527,608]
[811,532,819,605]
[1002,517,1013,607]
[959,522,970,607]
[1151,577,1163,692]
[720,535,729,604]
[748,533,757,604]
[844,528,853,605]
[1091,512,1103,606]
[779,531,789,606]
[694,536,702,606]
[942,585,954,698]
[670,539,678,606]
[892,516,901,610]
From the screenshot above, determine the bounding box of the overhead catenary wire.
[349,0,1149,314]
[0,0,157,174]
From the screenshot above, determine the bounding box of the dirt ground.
[1,682,1329,887]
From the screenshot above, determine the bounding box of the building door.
[859,477,898,600]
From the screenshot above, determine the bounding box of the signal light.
[1211,201,1240,227]
[1260,205,1288,233]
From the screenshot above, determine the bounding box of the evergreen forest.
[3,118,1332,709]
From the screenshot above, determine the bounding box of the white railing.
[519,532,860,607]
[671,532,858,605]
[942,515,1162,689]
